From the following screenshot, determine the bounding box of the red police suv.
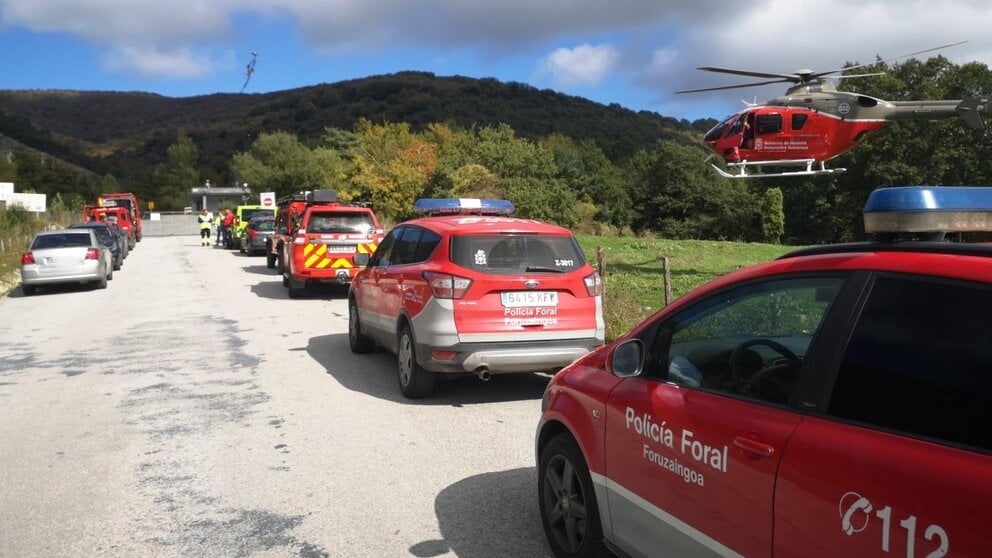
[349,198,604,398]
[536,186,991,558]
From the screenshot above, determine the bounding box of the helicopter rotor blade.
[832,72,887,80]
[808,41,967,80]
[695,66,800,81]
[675,78,796,94]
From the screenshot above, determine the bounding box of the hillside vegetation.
[0,58,990,245]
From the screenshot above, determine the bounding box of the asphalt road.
[0,236,560,558]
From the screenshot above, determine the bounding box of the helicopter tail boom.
[888,98,988,130]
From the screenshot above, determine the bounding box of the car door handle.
[733,436,775,458]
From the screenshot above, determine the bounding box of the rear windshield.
[71,225,113,244]
[241,209,273,223]
[306,212,375,234]
[31,233,93,249]
[252,219,275,232]
[450,234,585,275]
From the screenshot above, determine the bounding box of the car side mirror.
[609,339,645,378]
[354,253,370,267]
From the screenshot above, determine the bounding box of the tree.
[761,187,785,244]
[439,124,578,226]
[154,130,200,210]
[630,141,760,240]
[348,120,440,220]
[231,131,349,200]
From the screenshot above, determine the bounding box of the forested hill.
[0,72,712,179]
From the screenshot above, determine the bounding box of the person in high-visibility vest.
[213,212,223,246]
[197,209,212,246]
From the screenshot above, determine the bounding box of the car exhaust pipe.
[475,367,491,382]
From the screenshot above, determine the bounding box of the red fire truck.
[98,193,142,243]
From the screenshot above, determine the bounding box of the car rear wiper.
[525,266,565,273]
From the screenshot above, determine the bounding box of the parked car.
[233,204,276,241]
[535,186,992,558]
[349,198,604,398]
[239,215,276,256]
[21,229,112,295]
[104,220,130,260]
[69,222,122,270]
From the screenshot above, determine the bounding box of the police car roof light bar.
[414,198,515,216]
[863,186,992,234]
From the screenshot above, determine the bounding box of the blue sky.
[1,1,990,122]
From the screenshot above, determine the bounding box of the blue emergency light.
[414,198,515,216]
[863,186,992,234]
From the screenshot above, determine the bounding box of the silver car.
[20,229,112,295]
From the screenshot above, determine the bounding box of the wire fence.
[142,212,199,237]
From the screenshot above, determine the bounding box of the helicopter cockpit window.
[755,114,783,135]
[704,115,736,142]
[791,114,808,130]
[727,114,747,135]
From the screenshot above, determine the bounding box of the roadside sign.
[260,192,275,207]
[7,192,46,212]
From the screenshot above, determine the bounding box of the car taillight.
[423,271,472,299]
[249,229,258,238]
[584,272,603,296]
[21,252,34,265]
[86,248,100,260]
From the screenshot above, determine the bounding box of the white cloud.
[0,0,990,115]
[538,43,620,87]
[102,46,217,79]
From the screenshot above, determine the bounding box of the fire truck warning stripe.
[331,259,354,269]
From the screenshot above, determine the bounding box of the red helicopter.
[678,42,989,178]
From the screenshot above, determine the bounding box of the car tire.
[276,251,285,274]
[107,267,114,281]
[266,252,276,269]
[113,257,121,271]
[96,275,108,290]
[539,433,604,558]
[349,299,375,354]
[21,284,35,296]
[282,272,289,287]
[397,324,436,399]
[288,284,304,299]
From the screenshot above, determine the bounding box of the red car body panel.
[539,247,992,558]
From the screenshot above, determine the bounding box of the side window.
[392,227,424,266]
[648,277,844,406]
[415,230,441,262]
[755,114,782,135]
[791,114,808,130]
[828,277,992,452]
[369,230,397,267]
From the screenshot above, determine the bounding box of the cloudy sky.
[1,0,990,121]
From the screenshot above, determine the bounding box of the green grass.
[576,235,795,340]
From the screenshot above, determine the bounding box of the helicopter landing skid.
[713,158,846,179]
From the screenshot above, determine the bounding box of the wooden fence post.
[663,256,672,306]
